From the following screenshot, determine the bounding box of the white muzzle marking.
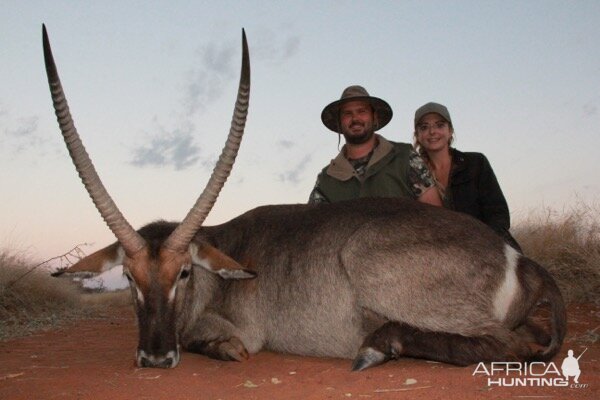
[136,348,180,368]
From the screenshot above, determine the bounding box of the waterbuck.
[43,25,566,370]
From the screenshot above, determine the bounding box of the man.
[561,349,582,383]
[309,85,442,206]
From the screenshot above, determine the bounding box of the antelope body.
[43,25,566,370]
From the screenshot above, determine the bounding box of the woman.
[413,102,521,251]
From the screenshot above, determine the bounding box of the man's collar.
[326,134,394,180]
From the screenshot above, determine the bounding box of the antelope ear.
[51,242,124,277]
[189,243,256,280]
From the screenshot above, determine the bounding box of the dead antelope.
[44,25,566,370]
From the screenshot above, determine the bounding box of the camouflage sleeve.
[308,173,330,204]
[407,150,435,198]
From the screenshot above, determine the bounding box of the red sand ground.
[1,303,597,400]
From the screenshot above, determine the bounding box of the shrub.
[513,202,600,304]
[0,251,128,340]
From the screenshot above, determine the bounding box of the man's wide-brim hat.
[321,85,393,133]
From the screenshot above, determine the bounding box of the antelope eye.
[180,269,190,280]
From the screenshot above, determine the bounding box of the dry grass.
[0,251,130,340]
[513,202,600,304]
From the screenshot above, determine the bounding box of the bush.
[0,251,129,340]
[513,203,600,304]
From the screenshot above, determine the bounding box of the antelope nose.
[136,350,179,368]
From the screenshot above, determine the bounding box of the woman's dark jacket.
[446,149,521,251]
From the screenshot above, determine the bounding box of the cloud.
[277,139,295,150]
[278,154,312,185]
[130,31,299,172]
[583,101,597,117]
[253,32,301,65]
[1,109,46,154]
[283,36,301,59]
[130,38,240,170]
[6,116,39,138]
[182,42,237,116]
[180,30,300,115]
[131,123,200,170]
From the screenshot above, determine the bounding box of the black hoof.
[351,347,388,371]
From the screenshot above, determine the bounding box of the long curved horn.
[42,24,146,256]
[164,29,250,252]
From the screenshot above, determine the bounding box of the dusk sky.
[2,1,599,262]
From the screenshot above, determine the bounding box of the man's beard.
[343,124,375,145]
